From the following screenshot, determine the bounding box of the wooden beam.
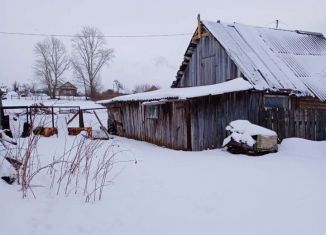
[66,112,79,126]
[197,14,201,39]
[79,110,84,128]
[93,111,110,139]
[51,107,55,129]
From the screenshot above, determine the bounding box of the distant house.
[99,17,326,151]
[35,88,48,96]
[56,82,77,96]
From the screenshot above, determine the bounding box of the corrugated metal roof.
[202,21,326,101]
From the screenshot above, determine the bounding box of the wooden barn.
[99,17,326,151]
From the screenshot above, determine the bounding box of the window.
[264,95,289,109]
[145,105,159,119]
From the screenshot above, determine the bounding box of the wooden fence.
[258,108,326,141]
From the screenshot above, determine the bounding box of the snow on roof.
[97,77,253,104]
[202,21,326,101]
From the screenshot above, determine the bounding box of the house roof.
[97,77,253,104]
[58,82,77,90]
[176,21,326,101]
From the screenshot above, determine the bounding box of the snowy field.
[1,99,326,235]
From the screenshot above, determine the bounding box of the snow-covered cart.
[223,120,278,155]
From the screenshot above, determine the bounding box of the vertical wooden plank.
[288,109,295,138]
[283,108,289,138]
[306,109,313,140]
[276,108,284,141]
[320,110,326,140]
[265,109,273,130]
[196,43,201,87]
[299,109,305,138]
[294,110,299,137]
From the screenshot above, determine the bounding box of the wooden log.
[33,127,58,137]
[67,127,92,137]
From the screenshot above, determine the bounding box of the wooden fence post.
[79,109,84,128]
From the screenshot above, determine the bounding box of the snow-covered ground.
[1,99,326,235]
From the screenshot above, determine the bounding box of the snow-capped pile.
[97,77,253,104]
[223,120,277,147]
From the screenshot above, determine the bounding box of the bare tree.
[133,84,160,94]
[71,27,114,99]
[34,37,69,99]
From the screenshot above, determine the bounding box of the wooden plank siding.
[108,101,190,150]
[106,90,326,151]
[259,108,326,141]
[177,34,239,88]
[107,91,265,151]
[188,92,263,150]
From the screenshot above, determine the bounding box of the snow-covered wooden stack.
[223,120,278,155]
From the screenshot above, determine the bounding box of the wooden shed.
[99,17,326,151]
[56,82,77,96]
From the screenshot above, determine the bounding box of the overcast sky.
[1,0,325,91]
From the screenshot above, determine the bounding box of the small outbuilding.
[98,17,326,151]
[56,82,77,96]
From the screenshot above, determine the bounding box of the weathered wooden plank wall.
[259,108,326,141]
[107,93,326,151]
[177,34,239,88]
[188,92,264,150]
[109,101,189,150]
